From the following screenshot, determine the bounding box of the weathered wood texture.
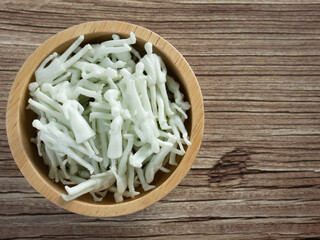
[1,0,320,239]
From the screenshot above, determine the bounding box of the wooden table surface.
[1,0,320,239]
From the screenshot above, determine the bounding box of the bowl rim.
[6,20,204,217]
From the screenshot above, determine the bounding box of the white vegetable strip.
[28,33,191,203]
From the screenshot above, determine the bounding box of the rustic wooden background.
[1,0,320,239]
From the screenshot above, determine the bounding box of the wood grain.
[1,0,320,239]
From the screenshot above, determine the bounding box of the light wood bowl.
[6,21,204,217]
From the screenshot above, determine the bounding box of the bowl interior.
[19,31,193,205]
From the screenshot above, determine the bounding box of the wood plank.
[1,215,320,239]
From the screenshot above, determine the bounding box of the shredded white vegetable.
[28,32,191,202]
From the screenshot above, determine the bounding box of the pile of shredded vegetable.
[27,32,191,202]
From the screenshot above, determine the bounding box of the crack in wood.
[209,148,255,186]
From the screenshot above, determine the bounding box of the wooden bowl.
[6,21,204,217]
